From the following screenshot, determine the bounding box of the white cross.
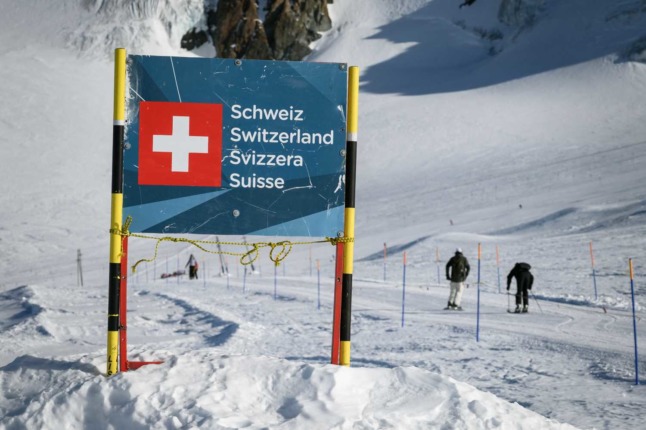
[152,116,208,172]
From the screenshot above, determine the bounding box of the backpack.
[451,255,467,281]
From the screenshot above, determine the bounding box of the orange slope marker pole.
[590,242,598,301]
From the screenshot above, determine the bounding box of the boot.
[514,305,521,313]
[522,305,528,313]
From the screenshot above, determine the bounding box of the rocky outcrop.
[264,0,332,60]
[625,36,646,63]
[181,27,209,51]
[606,0,646,21]
[208,0,273,59]
[498,0,545,28]
[181,0,333,61]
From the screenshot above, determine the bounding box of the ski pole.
[507,290,510,312]
[530,290,543,314]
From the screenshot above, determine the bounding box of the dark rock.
[181,28,209,51]
[623,36,646,63]
[181,0,333,61]
[498,0,545,28]
[264,0,332,60]
[208,0,273,59]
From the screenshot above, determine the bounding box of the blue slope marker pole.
[496,245,501,294]
[436,247,441,285]
[629,259,639,385]
[274,264,277,300]
[401,252,407,328]
[383,243,387,282]
[226,272,230,290]
[317,260,321,310]
[476,243,482,342]
[590,242,598,301]
[243,266,247,294]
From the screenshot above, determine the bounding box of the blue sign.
[123,55,348,237]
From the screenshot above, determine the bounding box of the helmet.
[456,248,462,253]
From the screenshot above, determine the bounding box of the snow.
[1,0,646,429]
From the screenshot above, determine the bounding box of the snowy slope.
[1,0,646,429]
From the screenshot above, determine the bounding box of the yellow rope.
[110,216,353,273]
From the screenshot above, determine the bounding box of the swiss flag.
[138,101,223,187]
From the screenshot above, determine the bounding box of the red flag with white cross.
[138,101,223,187]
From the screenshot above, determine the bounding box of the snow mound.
[0,352,578,429]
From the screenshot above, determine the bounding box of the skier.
[186,254,199,280]
[445,248,470,310]
[459,0,477,9]
[507,262,534,313]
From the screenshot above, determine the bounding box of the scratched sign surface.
[123,55,348,237]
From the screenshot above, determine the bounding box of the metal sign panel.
[123,55,348,237]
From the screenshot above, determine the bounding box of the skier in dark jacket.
[186,254,198,280]
[507,262,534,313]
[445,248,470,310]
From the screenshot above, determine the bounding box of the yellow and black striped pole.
[340,66,359,366]
[107,48,126,376]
